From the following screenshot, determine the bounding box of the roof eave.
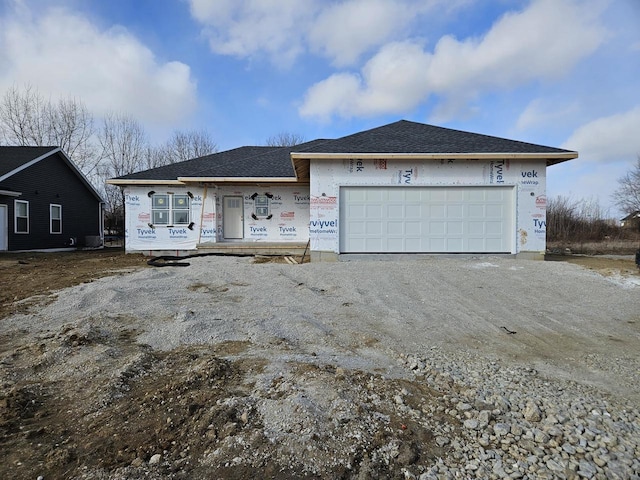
[0,189,22,197]
[107,179,185,186]
[177,176,299,183]
[291,151,578,166]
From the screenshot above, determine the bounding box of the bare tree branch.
[0,84,98,175]
[265,131,306,147]
[163,129,219,164]
[612,156,640,215]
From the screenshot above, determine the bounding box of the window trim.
[14,199,29,234]
[151,193,190,226]
[50,204,62,234]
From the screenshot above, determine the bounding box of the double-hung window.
[50,204,62,234]
[254,195,270,217]
[15,200,28,233]
[152,193,190,226]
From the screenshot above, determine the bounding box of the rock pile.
[401,350,640,479]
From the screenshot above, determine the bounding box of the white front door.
[0,204,7,251]
[223,196,244,239]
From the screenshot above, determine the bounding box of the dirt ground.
[0,249,637,480]
[0,249,149,320]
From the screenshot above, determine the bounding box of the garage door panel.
[348,204,366,217]
[430,221,446,235]
[349,221,366,234]
[430,205,446,218]
[347,189,367,202]
[468,204,485,218]
[486,204,504,217]
[405,238,422,251]
[486,221,503,235]
[468,189,485,201]
[340,186,513,253]
[446,238,463,251]
[447,190,464,202]
[387,221,404,235]
[447,205,464,218]
[405,221,421,235]
[405,204,421,218]
[468,238,486,251]
[485,238,505,251]
[388,204,404,217]
[365,238,382,251]
[469,221,485,235]
[366,204,383,218]
[448,221,464,235]
[366,221,382,235]
[486,190,505,201]
[429,237,446,250]
[366,190,384,202]
[430,190,446,201]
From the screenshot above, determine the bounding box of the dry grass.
[547,238,640,255]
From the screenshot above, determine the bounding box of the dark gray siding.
[0,153,102,251]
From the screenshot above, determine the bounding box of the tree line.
[0,85,219,231]
[0,85,305,235]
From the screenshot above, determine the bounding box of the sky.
[0,0,639,217]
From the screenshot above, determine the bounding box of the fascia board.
[0,147,59,182]
[290,152,578,161]
[106,179,185,186]
[177,177,299,183]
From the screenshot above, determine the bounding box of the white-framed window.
[254,195,270,217]
[50,204,62,234]
[151,193,190,225]
[15,200,28,234]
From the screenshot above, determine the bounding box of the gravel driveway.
[2,255,639,479]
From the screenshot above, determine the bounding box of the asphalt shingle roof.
[117,146,277,181]
[0,146,59,178]
[113,120,575,181]
[296,120,575,155]
[116,140,331,181]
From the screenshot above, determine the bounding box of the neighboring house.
[0,146,104,252]
[108,120,577,261]
[620,211,640,230]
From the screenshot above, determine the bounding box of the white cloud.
[299,42,432,120]
[561,106,640,162]
[307,0,414,67]
[0,5,197,127]
[299,0,608,120]
[188,0,316,67]
[516,98,580,131]
[187,0,469,67]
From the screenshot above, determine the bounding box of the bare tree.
[612,156,640,215]
[265,131,306,147]
[0,84,98,175]
[162,129,219,164]
[99,113,148,178]
[98,113,149,232]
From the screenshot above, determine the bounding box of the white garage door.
[340,186,514,253]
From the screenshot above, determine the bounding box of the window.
[254,195,269,217]
[152,193,190,225]
[15,200,28,233]
[50,204,62,234]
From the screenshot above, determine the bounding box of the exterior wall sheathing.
[309,158,547,257]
